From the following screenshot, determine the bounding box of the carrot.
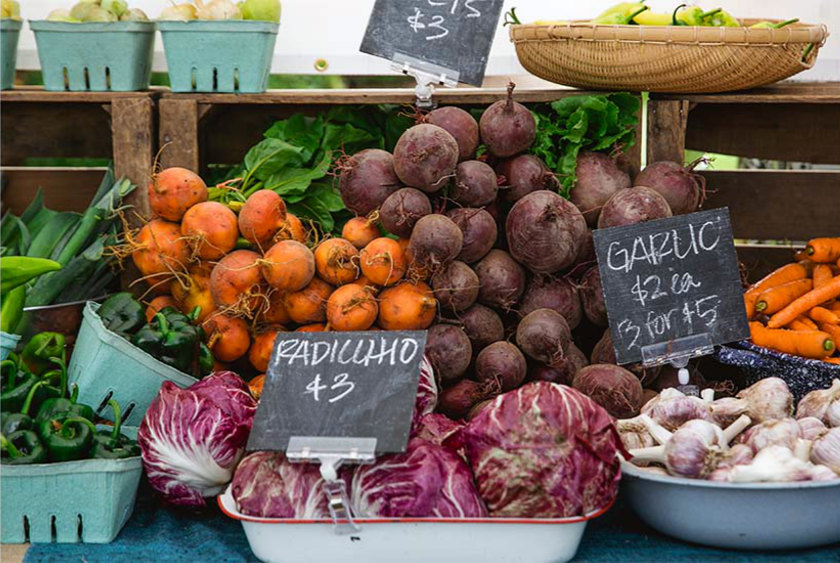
[813,264,834,289]
[754,279,813,315]
[749,322,835,359]
[788,318,816,331]
[824,358,840,365]
[819,322,840,349]
[743,263,809,318]
[806,237,840,264]
[810,306,840,325]
[793,249,808,262]
[768,276,840,328]
[830,301,840,313]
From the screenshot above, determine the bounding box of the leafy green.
[529,92,640,198]
[220,105,412,235]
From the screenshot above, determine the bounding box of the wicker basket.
[510,19,828,93]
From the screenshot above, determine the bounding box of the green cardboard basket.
[1,19,21,90]
[1,429,142,544]
[0,331,21,360]
[158,20,279,93]
[29,20,155,91]
[68,301,198,427]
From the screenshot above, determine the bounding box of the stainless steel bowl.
[621,462,840,550]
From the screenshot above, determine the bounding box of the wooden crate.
[0,87,159,218]
[648,83,840,280]
[157,88,643,177]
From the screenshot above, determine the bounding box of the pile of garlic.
[621,378,840,483]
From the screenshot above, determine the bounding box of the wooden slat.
[159,87,599,105]
[702,169,840,241]
[0,167,107,214]
[159,98,201,172]
[112,97,155,221]
[647,99,688,164]
[0,102,113,164]
[0,87,163,103]
[736,244,799,283]
[686,103,840,164]
[652,82,840,104]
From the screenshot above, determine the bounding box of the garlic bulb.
[734,377,794,423]
[739,418,802,454]
[810,427,840,475]
[809,464,840,481]
[729,445,817,483]
[636,465,669,476]
[710,397,748,427]
[641,388,714,431]
[796,379,840,425]
[631,418,727,479]
[617,417,656,451]
[797,417,827,441]
[707,444,754,481]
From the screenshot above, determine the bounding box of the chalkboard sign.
[247,331,428,454]
[360,0,505,87]
[593,208,749,366]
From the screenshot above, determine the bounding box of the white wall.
[12,0,839,82]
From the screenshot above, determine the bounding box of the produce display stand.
[646,82,840,279]
[157,88,643,177]
[0,86,159,218]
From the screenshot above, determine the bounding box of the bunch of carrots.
[744,237,840,363]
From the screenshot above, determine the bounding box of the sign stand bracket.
[390,52,459,109]
[287,436,377,535]
[640,333,714,396]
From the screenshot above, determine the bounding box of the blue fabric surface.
[24,482,840,562]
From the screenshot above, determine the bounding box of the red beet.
[474,249,526,311]
[446,208,497,264]
[580,266,608,327]
[425,323,472,383]
[425,106,479,162]
[573,364,644,418]
[475,341,527,392]
[379,187,432,238]
[496,154,560,203]
[431,261,480,312]
[530,344,587,386]
[451,160,498,207]
[597,187,672,229]
[338,149,401,216]
[459,304,505,352]
[479,83,536,158]
[575,229,596,266]
[439,378,501,419]
[520,275,582,329]
[393,124,459,193]
[506,190,587,274]
[516,308,572,365]
[634,161,704,215]
[590,329,660,386]
[408,214,463,269]
[570,151,631,226]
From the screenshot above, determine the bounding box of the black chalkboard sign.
[247,331,428,454]
[360,0,505,87]
[593,208,749,366]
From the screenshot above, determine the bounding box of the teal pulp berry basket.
[1,428,142,544]
[158,20,279,93]
[68,302,198,427]
[29,20,155,91]
[1,19,21,90]
[0,331,21,360]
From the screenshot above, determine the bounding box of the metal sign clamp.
[287,436,377,535]
[390,52,459,109]
[640,333,715,397]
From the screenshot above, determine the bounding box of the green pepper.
[1,354,40,412]
[91,400,140,459]
[97,292,146,336]
[131,310,203,376]
[750,18,798,29]
[704,9,739,27]
[21,332,66,376]
[1,430,47,465]
[38,414,97,462]
[33,354,94,425]
[0,379,49,435]
[198,343,214,377]
[592,4,648,25]
[0,286,26,334]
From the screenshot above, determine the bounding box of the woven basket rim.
[510,19,828,47]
